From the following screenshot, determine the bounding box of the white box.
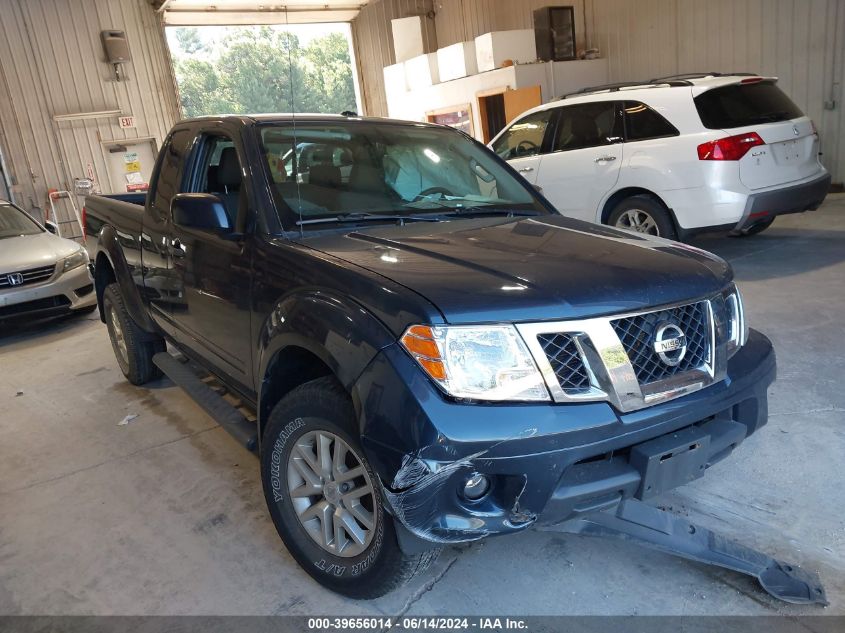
[475,30,537,73]
[404,53,440,89]
[383,62,408,93]
[391,16,426,63]
[437,41,478,82]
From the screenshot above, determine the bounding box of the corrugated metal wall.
[0,0,180,225]
[351,0,437,118]
[434,0,589,49]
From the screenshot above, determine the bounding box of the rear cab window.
[694,80,804,129]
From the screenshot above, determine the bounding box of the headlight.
[62,248,88,273]
[400,324,550,401]
[725,284,748,357]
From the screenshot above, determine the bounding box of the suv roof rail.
[649,71,758,82]
[558,79,692,100]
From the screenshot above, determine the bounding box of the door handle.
[594,156,617,163]
[518,167,534,173]
[170,238,185,257]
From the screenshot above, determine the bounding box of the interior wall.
[0,0,180,218]
[433,0,590,51]
[351,0,438,118]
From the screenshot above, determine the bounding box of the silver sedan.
[0,199,96,322]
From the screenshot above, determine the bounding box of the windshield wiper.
[296,212,442,227]
[754,110,792,123]
[442,206,542,218]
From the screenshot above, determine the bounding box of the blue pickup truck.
[83,114,817,602]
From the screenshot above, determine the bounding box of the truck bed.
[84,192,146,256]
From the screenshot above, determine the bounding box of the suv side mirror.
[44,221,59,235]
[171,193,231,231]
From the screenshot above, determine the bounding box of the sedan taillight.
[697,132,765,161]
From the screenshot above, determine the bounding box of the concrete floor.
[1,195,843,616]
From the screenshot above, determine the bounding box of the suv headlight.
[725,284,748,357]
[61,248,88,273]
[400,324,550,401]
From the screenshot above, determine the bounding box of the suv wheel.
[608,195,677,240]
[102,283,164,385]
[261,376,439,598]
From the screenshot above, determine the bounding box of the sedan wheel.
[615,209,659,235]
[288,430,376,558]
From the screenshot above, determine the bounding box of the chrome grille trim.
[0,264,56,288]
[516,296,727,413]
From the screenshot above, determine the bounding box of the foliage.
[171,27,357,117]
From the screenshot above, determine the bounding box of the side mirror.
[44,221,59,235]
[171,193,231,231]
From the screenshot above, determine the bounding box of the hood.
[301,216,732,324]
[0,232,80,273]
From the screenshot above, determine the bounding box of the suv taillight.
[697,132,765,161]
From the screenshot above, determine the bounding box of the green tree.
[169,26,358,117]
[303,33,357,114]
[174,58,232,117]
[216,27,306,113]
[175,27,204,55]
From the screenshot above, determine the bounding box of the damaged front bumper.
[353,329,776,550]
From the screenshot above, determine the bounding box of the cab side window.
[492,110,554,160]
[552,102,623,152]
[191,134,244,228]
[150,129,194,222]
[624,101,679,141]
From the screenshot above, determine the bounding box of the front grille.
[0,295,70,319]
[0,264,55,289]
[612,300,710,385]
[537,333,591,394]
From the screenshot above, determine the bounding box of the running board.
[543,498,827,606]
[153,352,257,452]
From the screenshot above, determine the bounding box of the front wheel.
[261,376,439,598]
[607,195,677,240]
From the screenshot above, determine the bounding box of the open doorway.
[165,24,362,117]
[477,86,543,143]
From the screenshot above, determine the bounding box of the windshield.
[0,203,43,239]
[258,122,549,229]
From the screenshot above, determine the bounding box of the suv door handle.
[171,238,185,257]
[595,156,617,163]
[518,166,534,173]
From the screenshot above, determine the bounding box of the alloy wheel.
[615,209,660,235]
[108,305,128,364]
[287,430,376,557]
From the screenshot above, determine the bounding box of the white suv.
[490,74,831,239]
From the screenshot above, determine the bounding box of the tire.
[733,217,775,237]
[607,195,677,240]
[102,283,164,385]
[261,376,439,598]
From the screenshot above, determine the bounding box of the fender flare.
[255,288,397,430]
[95,224,158,333]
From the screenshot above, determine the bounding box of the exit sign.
[118,115,136,129]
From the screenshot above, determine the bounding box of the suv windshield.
[259,122,548,229]
[0,202,43,239]
[694,80,804,129]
